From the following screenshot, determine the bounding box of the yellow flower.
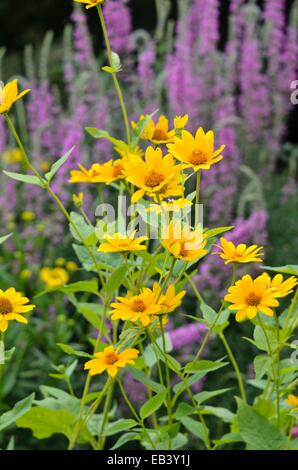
[95,159,126,184]
[174,115,189,129]
[73,192,84,207]
[124,146,183,203]
[21,211,35,222]
[74,0,105,10]
[132,115,176,144]
[84,345,139,378]
[40,161,50,172]
[224,274,280,322]
[66,261,79,272]
[98,232,147,253]
[110,288,162,326]
[167,127,225,172]
[261,272,298,298]
[69,163,103,183]
[146,198,192,214]
[40,267,69,288]
[153,283,186,313]
[287,394,298,411]
[162,221,208,262]
[0,288,35,332]
[0,80,30,114]
[114,143,143,159]
[2,148,23,164]
[213,238,264,265]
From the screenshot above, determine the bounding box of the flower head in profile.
[261,272,298,298]
[174,115,189,130]
[74,0,105,10]
[73,192,84,208]
[162,221,207,262]
[40,267,69,288]
[98,232,147,253]
[153,283,186,313]
[69,163,104,183]
[287,394,298,412]
[124,146,183,203]
[213,238,264,265]
[84,345,139,378]
[132,114,188,145]
[167,127,225,172]
[95,159,125,184]
[146,198,192,214]
[0,80,30,115]
[225,274,280,322]
[0,288,35,332]
[110,288,162,326]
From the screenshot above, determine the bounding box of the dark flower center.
[0,297,13,316]
[246,292,261,307]
[145,170,164,188]
[153,129,168,141]
[131,299,146,312]
[189,149,208,166]
[105,351,119,365]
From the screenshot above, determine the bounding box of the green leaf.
[16,407,75,439]
[57,343,91,358]
[202,406,235,423]
[0,233,12,244]
[213,432,243,448]
[144,333,173,367]
[200,303,230,328]
[204,226,234,239]
[0,393,35,432]
[253,325,278,352]
[131,110,158,146]
[184,359,228,374]
[140,391,167,420]
[111,51,121,71]
[35,279,99,298]
[45,147,75,182]
[194,388,231,405]
[101,265,127,294]
[85,128,125,149]
[128,367,163,394]
[263,265,298,276]
[76,302,106,331]
[3,170,45,187]
[111,432,140,450]
[178,416,207,443]
[70,212,97,246]
[254,354,271,380]
[175,402,195,419]
[104,419,138,436]
[237,400,287,450]
[102,65,118,74]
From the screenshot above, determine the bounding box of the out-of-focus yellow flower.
[40,267,69,288]
[0,80,30,114]
[146,198,192,214]
[2,148,23,164]
[21,211,35,222]
[98,232,147,253]
[55,258,66,267]
[69,163,103,183]
[124,146,183,203]
[84,345,139,378]
[162,221,207,262]
[110,288,162,326]
[0,287,35,332]
[287,394,298,411]
[174,115,188,129]
[66,261,79,272]
[40,161,50,172]
[74,0,105,10]
[167,127,225,172]
[260,272,298,298]
[213,238,264,265]
[224,274,280,322]
[153,283,186,313]
[20,269,32,281]
[73,192,84,208]
[132,115,180,145]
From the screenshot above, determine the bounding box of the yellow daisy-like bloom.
[111,288,162,326]
[69,163,104,183]
[225,274,280,322]
[162,221,208,262]
[0,80,30,115]
[21,211,36,222]
[96,159,126,184]
[124,146,183,203]
[84,345,139,378]
[213,238,264,265]
[287,394,298,412]
[261,272,298,298]
[167,127,225,172]
[40,267,69,288]
[98,232,147,253]
[74,0,105,10]
[146,198,192,214]
[132,115,175,144]
[0,288,35,332]
[174,115,189,129]
[2,148,23,164]
[114,143,143,159]
[153,283,186,313]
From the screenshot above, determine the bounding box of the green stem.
[96,5,131,145]
[0,332,5,404]
[287,416,295,449]
[285,287,298,331]
[274,310,281,429]
[159,318,172,450]
[184,272,204,304]
[117,379,156,449]
[219,332,247,402]
[195,170,201,228]
[98,380,115,449]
